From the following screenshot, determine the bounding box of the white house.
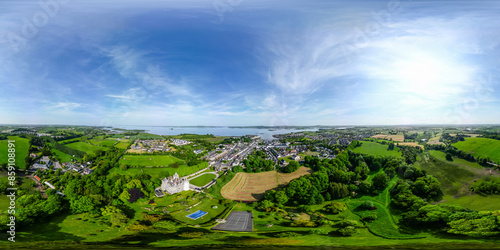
[160,172,189,194]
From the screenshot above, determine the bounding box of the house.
[159,172,189,194]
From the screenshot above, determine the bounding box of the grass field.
[190,173,216,187]
[170,198,227,225]
[221,167,312,201]
[120,155,183,167]
[354,141,402,158]
[110,162,208,178]
[453,137,500,163]
[65,141,108,154]
[52,148,76,162]
[0,136,30,169]
[415,151,480,196]
[88,138,117,147]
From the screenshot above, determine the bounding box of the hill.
[453,137,500,163]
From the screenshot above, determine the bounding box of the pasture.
[221,167,312,201]
[353,141,402,158]
[453,137,500,163]
[110,162,208,178]
[52,148,76,162]
[0,136,30,170]
[65,142,108,154]
[120,155,183,167]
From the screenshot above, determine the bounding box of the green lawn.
[190,173,216,187]
[441,194,500,211]
[0,194,9,213]
[0,136,30,170]
[120,155,183,167]
[52,148,76,162]
[170,198,227,225]
[453,137,500,163]
[353,141,402,158]
[88,138,117,147]
[17,213,133,243]
[65,141,108,154]
[110,162,208,178]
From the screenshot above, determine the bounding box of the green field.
[88,138,117,147]
[189,173,216,187]
[353,141,402,158]
[110,162,208,178]
[52,148,76,162]
[120,155,183,167]
[0,136,30,169]
[65,141,108,154]
[170,198,227,225]
[453,137,500,163]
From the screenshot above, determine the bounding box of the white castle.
[160,172,189,194]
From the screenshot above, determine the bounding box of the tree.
[110,211,129,226]
[275,190,289,205]
[70,196,98,214]
[323,202,346,214]
[372,172,389,191]
[445,153,453,161]
[283,161,299,173]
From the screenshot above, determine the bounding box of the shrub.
[178,231,205,238]
[362,214,378,222]
[275,232,301,238]
[323,202,346,214]
[338,226,356,236]
[361,201,375,210]
[310,228,329,235]
[290,220,316,227]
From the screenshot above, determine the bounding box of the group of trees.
[470,179,500,194]
[241,150,275,173]
[401,204,500,237]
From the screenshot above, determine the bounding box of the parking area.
[211,211,253,232]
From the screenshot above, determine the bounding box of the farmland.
[65,141,108,154]
[221,167,312,201]
[119,155,183,167]
[453,137,500,163]
[371,134,404,142]
[397,142,424,149]
[353,141,402,158]
[0,136,30,170]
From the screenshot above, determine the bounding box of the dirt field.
[371,134,404,142]
[221,167,312,202]
[397,142,424,149]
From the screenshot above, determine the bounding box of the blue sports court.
[186,210,207,220]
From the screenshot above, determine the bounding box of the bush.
[290,220,316,227]
[310,228,329,235]
[275,232,301,238]
[361,201,375,210]
[362,214,378,222]
[338,226,356,236]
[323,201,346,214]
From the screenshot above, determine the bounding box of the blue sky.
[0,0,499,126]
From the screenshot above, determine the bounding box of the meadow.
[453,137,500,163]
[52,148,76,162]
[65,141,109,154]
[0,136,30,169]
[110,162,208,178]
[353,141,402,158]
[120,155,183,167]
